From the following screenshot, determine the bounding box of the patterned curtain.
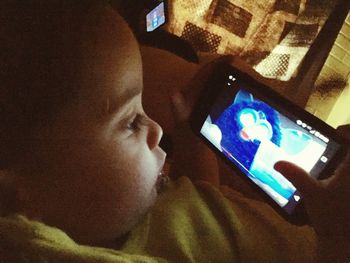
[164,0,338,81]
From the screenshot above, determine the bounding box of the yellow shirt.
[0,177,316,262]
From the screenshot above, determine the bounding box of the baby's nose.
[147,118,163,150]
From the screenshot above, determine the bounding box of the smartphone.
[146,2,166,32]
[190,64,349,223]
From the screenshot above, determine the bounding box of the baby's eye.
[127,114,146,132]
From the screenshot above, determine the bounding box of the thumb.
[170,91,191,122]
[274,161,322,201]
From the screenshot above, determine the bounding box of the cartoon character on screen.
[214,90,282,170]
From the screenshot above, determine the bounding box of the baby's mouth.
[156,171,170,194]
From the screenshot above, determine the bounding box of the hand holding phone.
[169,57,235,185]
[275,149,350,262]
[190,63,349,223]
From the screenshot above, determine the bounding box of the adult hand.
[170,55,234,123]
[274,125,350,262]
[171,54,275,122]
[169,56,236,185]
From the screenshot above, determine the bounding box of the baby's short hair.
[0,0,108,169]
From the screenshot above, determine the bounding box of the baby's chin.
[101,176,170,249]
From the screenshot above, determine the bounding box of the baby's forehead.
[81,8,140,72]
[71,7,143,99]
[101,85,142,118]
[82,7,137,53]
[78,15,144,119]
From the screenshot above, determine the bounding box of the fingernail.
[274,161,285,172]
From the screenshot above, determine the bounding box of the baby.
[0,1,349,262]
[0,0,168,247]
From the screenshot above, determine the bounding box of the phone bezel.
[190,63,349,224]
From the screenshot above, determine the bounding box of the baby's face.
[18,7,166,246]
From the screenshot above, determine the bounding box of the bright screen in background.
[146,2,166,32]
[200,77,339,213]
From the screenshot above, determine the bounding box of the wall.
[306,11,350,127]
[326,81,350,127]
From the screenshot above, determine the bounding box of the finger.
[326,151,350,190]
[274,161,322,200]
[336,124,350,141]
[183,55,235,108]
[173,55,235,121]
[170,92,191,122]
[192,55,234,81]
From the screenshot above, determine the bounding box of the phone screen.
[199,72,343,214]
[146,2,166,32]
